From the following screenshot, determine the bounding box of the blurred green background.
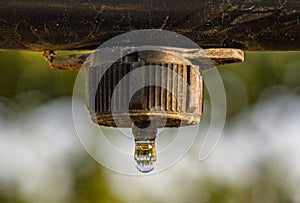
[0,51,299,203]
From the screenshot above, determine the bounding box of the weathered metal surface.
[0,0,299,51]
[43,48,244,70]
[43,50,90,70]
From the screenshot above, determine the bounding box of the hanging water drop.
[134,140,156,173]
[132,122,157,173]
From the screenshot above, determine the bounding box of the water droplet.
[134,140,157,173]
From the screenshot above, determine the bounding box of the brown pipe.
[0,0,299,51]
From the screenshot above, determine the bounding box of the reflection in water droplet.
[134,140,157,173]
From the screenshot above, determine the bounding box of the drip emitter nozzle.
[86,50,203,173]
[43,46,243,173]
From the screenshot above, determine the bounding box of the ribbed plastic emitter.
[86,50,203,127]
[86,50,203,173]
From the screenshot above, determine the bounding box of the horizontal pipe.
[0,0,299,51]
